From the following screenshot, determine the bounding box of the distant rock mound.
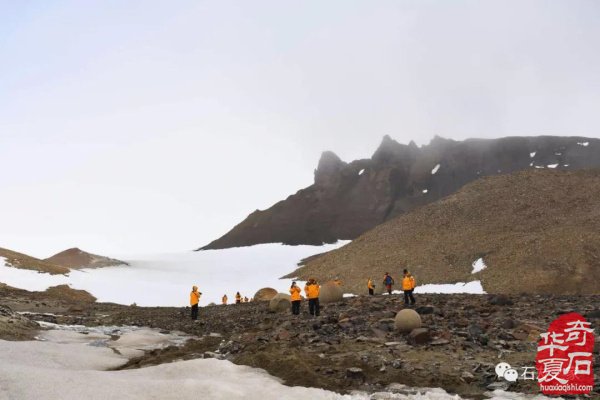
[43,285,97,303]
[289,170,600,295]
[253,288,278,301]
[199,135,600,250]
[0,305,39,341]
[45,248,127,269]
[0,247,69,275]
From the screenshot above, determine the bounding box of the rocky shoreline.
[1,285,599,398]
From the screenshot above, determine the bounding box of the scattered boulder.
[585,310,600,319]
[394,309,422,333]
[253,288,278,301]
[269,293,291,313]
[408,328,431,345]
[415,305,434,315]
[319,282,343,304]
[488,295,513,306]
[345,367,365,382]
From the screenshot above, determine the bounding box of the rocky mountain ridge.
[200,135,600,250]
[287,169,600,295]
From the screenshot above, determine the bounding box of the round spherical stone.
[253,287,278,301]
[319,282,343,304]
[394,309,422,333]
[269,293,292,313]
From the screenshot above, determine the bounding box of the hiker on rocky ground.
[222,294,228,305]
[383,272,395,295]
[367,278,375,295]
[289,281,302,315]
[402,269,416,305]
[235,292,242,304]
[190,286,201,320]
[304,278,320,317]
[244,296,249,302]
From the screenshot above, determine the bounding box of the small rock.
[346,367,365,382]
[460,371,475,383]
[415,305,434,315]
[488,295,513,306]
[487,381,510,391]
[430,339,450,346]
[408,328,431,345]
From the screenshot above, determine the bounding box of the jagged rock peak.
[314,151,346,186]
[372,135,420,164]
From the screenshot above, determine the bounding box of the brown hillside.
[286,169,600,295]
[0,248,69,275]
[45,248,127,269]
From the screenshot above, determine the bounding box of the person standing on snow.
[190,286,201,320]
[383,272,395,295]
[289,281,302,315]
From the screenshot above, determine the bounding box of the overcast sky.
[1,0,599,258]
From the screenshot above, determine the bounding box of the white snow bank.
[471,258,487,274]
[413,281,486,294]
[547,164,558,169]
[431,164,440,174]
[358,169,365,175]
[0,328,550,400]
[529,152,536,158]
[0,242,350,307]
[577,142,589,147]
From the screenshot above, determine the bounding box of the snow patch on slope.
[431,164,441,174]
[471,258,487,274]
[413,281,486,294]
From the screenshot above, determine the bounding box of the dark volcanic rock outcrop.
[200,135,600,250]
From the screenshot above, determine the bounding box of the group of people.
[222,292,250,305]
[369,269,416,305]
[188,269,417,320]
[290,279,321,316]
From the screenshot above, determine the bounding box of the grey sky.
[1,0,599,257]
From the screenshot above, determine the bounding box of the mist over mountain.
[200,135,600,250]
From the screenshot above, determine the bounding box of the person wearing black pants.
[367,278,375,296]
[190,285,201,320]
[308,298,320,317]
[289,281,302,315]
[304,278,320,317]
[401,270,416,306]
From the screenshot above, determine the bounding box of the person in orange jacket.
[367,278,375,295]
[402,269,416,306]
[304,278,320,316]
[289,281,302,315]
[235,292,242,304]
[190,286,201,320]
[222,294,228,305]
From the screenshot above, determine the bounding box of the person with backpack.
[235,292,242,304]
[367,278,375,295]
[402,269,416,305]
[383,272,395,295]
[190,286,201,320]
[289,281,302,315]
[304,278,320,317]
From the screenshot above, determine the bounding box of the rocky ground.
[1,285,599,399]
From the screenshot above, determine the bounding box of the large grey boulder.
[394,308,422,333]
[269,293,292,313]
